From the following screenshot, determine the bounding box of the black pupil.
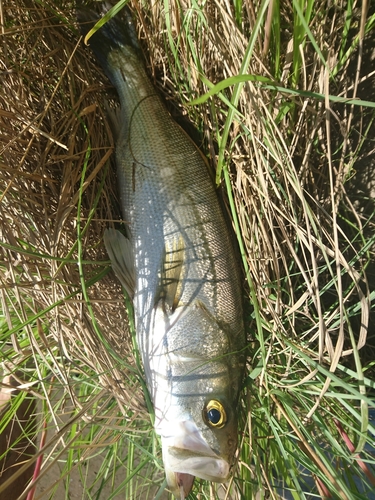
[207,408,221,424]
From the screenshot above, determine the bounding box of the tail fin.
[76,7,141,81]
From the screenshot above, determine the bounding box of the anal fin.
[104,228,135,298]
[104,100,122,142]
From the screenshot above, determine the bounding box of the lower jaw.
[174,472,195,499]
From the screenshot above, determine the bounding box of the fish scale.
[78,6,245,499]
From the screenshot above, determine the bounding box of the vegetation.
[0,0,374,498]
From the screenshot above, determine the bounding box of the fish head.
[158,391,239,498]
[150,301,243,499]
[161,400,241,498]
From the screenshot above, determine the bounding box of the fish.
[77,7,246,499]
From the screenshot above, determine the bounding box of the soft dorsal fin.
[104,228,135,298]
[159,236,185,311]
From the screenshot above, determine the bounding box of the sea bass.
[78,8,246,499]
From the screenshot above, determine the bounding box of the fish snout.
[161,420,233,498]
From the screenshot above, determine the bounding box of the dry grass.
[0,0,148,400]
[1,0,374,499]
[0,1,153,497]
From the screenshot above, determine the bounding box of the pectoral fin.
[104,228,135,298]
[159,236,185,311]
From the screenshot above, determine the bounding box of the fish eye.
[203,400,227,428]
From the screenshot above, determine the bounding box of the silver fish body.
[79,8,246,499]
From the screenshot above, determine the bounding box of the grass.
[1,0,375,499]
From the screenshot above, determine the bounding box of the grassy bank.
[1,0,374,498]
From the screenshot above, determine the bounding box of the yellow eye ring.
[203,400,227,428]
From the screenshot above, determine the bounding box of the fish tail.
[77,7,141,82]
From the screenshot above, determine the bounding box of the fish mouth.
[166,445,230,480]
[161,420,231,498]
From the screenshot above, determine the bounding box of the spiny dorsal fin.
[159,236,185,311]
[104,228,135,298]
